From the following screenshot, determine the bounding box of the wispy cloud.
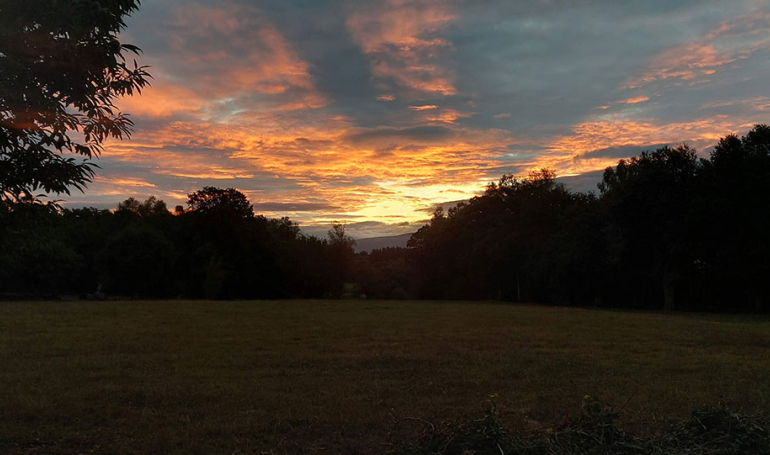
[94,175,158,189]
[118,81,206,118]
[423,109,472,124]
[624,12,770,89]
[618,96,649,105]
[538,115,756,176]
[346,0,456,95]
[409,104,439,111]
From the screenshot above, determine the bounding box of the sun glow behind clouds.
[82,0,770,237]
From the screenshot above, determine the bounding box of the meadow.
[0,300,768,453]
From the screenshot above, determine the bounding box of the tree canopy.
[187,187,254,219]
[0,0,149,204]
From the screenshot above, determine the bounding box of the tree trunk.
[663,280,675,311]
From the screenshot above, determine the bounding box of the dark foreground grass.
[0,300,768,453]
[391,401,770,454]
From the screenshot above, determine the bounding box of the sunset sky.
[74,0,770,238]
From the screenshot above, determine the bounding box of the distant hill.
[353,233,413,253]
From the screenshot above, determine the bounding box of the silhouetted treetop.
[0,0,149,204]
[117,196,169,217]
[598,144,699,195]
[187,187,254,219]
[328,222,355,250]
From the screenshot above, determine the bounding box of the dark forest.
[2,125,768,313]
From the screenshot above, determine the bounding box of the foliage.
[116,196,168,217]
[328,221,356,250]
[693,125,770,311]
[0,0,150,204]
[598,145,700,310]
[0,202,83,295]
[96,224,174,296]
[353,247,415,299]
[187,186,254,219]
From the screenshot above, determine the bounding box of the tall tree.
[0,0,149,204]
[598,145,700,310]
[187,187,254,220]
[697,125,770,311]
[327,222,356,298]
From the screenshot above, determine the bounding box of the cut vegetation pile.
[390,400,770,454]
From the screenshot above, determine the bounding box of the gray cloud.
[300,219,425,240]
[577,144,668,161]
[558,170,605,194]
[345,126,456,146]
[252,202,338,212]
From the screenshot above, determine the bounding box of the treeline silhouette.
[355,125,770,312]
[390,125,770,311]
[0,187,351,299]
[1,125,768,312]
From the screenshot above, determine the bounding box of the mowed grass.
[0,300,769,453]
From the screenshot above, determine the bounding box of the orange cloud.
[619,96,649,105]
[536,115,756,176]
[625,13,770,89]
[424,109,472,124]
[751,97,770,111]
[409,104,438,111]
[624,43,736,88]
[101,112,515,223]
[94,176,158,189]
[347,0,456,95]
[701,97,770,112]
[104,142,257,181]
[117,80,206,118]
[168,2,326,110]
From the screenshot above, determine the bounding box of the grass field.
[0,300,768,453]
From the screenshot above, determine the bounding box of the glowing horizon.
[64,0,770,238]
